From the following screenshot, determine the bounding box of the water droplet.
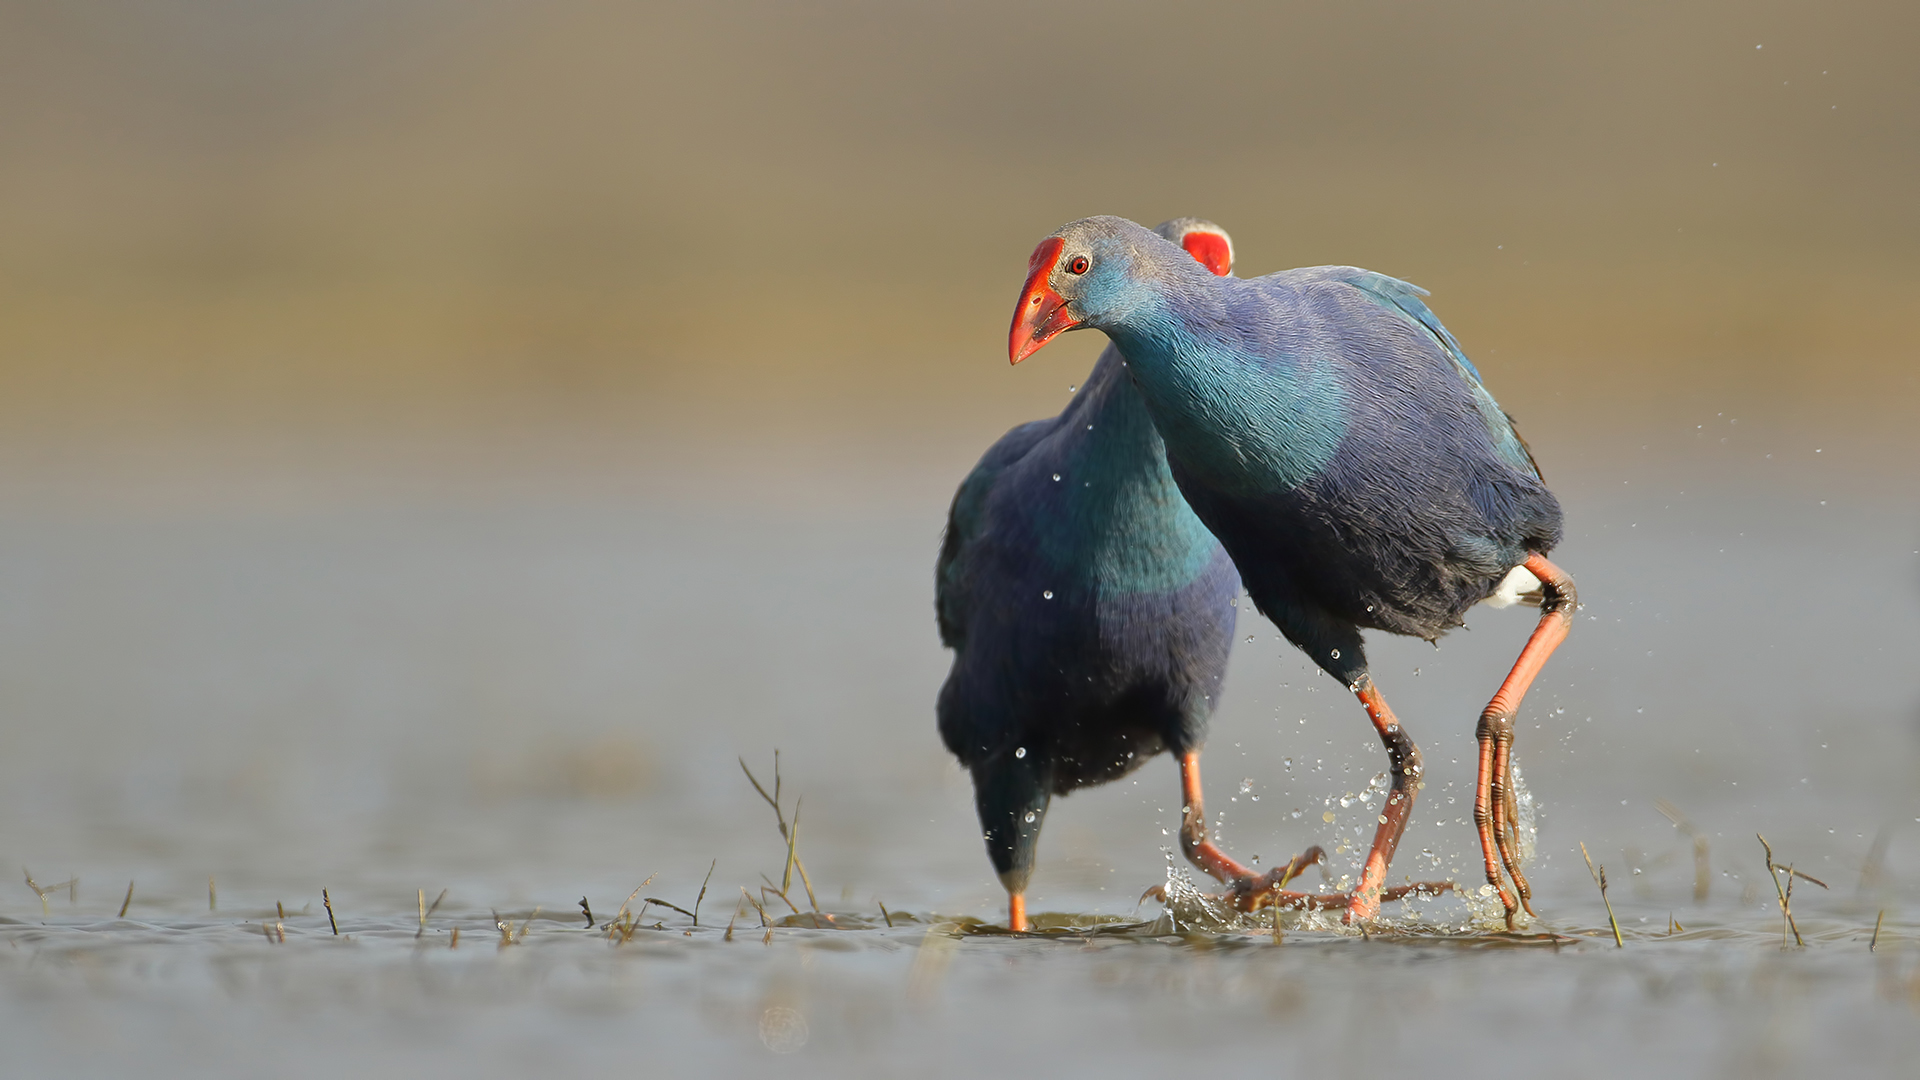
[1042,590,1053,600]
[1330,649,1341,659]
[1024,811,1036,823]
[1052,473,1062,482]
[1378,815,1388,824]
[1068,384,1077,393]
[1322,810,1336,823]
[1245,635,1255,644]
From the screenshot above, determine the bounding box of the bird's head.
[1008,215,1227,364]
[1154,216,1235,278]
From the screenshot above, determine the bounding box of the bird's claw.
[1226,877,1454,917]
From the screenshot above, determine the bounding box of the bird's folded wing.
[935,418,1055,648]
[1340,271,1544,482]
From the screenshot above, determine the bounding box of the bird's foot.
[1225,877,1453,918]
[1205,845,1325,897]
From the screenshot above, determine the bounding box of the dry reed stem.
[449,926,459,949]
[1580,842,1623,947]
[740,886,768,928]
[645,897,696,921]
[23,869,75,915]
[1757,834,1807,948]
[1871,909,1884,952]
[796,859,821,914]
[742,753,818,910]
[878,901,893,928]
[579,897,593,928]
[616,875,656,919]
[760,876,802,915]
[783,799,802,898]
[604,879,655,944]
[209,876,216,912]
[118,881,134,919]
[415,888,448,940]
[725,898,742,941]
[694,859,716,927]
[323,889,339,935]
[602,875,658,942]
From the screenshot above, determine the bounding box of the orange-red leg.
[1180,751,1325,889]
[1008,892,1027,932]
[1475,552,1576,929]
[1224,676,1432,922]
[1179,750,1258,882]
[1343,674,1423,924]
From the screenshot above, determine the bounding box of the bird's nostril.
[1030,296,1041,305]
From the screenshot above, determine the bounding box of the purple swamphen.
[1008,216,1575,928]
[937,219,1322,932]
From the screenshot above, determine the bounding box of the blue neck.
[1038,348,1220,594]
[1101,283,1347,494]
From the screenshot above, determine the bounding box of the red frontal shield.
[1009,237,1080,364]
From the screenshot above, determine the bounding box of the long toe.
[1230,879,1450,917]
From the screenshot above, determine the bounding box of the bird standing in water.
[937,219,1321,932]
[1008,216,1575,928]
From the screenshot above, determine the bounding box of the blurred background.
[0,0,1917,931]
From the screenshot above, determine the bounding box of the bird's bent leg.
[1344,675,1423,924]
[1008,893,1027,933]
[1179,751,1260,883]
[1178,751,1322,889]
[1475,553,1576,929]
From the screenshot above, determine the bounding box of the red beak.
[1008,237,1081,364]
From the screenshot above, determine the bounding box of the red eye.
[1067,255,1090,275]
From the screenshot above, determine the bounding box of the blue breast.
[935,345,1240,787]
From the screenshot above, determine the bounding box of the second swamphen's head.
[942,217,1241,929]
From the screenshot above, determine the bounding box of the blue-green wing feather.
[1340,271,1542,481]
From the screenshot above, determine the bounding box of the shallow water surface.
[0,426,1916,1076]
[3,901,1917,1078]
